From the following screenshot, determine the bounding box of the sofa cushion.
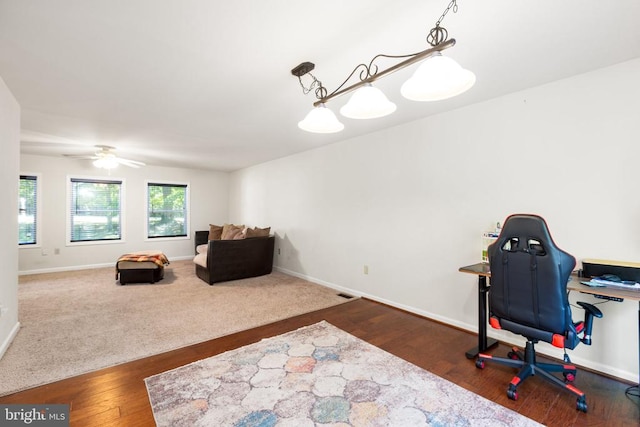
[222,223,245,240]
[208,224,223,240]
[246,226,271,238]
[193,253,207,268]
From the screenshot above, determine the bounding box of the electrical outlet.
[54,248,60,255]
[277,248,281,255]
[363,265,369,275]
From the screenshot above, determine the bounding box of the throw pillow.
[196,244,208,254]
[208,224,223,240]
[221,223,244,240]
[245,226,271,238]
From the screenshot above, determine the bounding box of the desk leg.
[465,275,499,359]
[636,301,640,391]
[628,301,640,397]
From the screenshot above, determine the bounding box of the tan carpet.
[0,260,352,397]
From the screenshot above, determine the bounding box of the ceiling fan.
[65,145,146,169]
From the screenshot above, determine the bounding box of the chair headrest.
[494,214,562,258]
[500,214,552,242]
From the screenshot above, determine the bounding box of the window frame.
[18,173,42,248]
[145,180,190,241]
[66,175,126,246]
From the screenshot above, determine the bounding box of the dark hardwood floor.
[1,298,638,426]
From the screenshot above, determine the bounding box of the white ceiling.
[2,1,640,172]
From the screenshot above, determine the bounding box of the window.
[69,177,123,243]
[19,175,38,245]
[147,182,188,238]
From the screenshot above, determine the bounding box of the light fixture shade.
[93,155,119,169]
[401,52,476,101]
[298,103,344,133]
[340,83,397,119]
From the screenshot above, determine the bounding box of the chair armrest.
[194,231,209,254]
[576,301,603,345]
[577,301,603,319]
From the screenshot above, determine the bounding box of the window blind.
[19,175,37,245]
[147,182,188,238]
[70,178,122,242]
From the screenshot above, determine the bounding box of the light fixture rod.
[312,38,456,107]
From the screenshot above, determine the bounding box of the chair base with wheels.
[476,300,602,413]
[477,340,587,412]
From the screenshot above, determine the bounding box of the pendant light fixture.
[340,83,397,119]
[298,103,344,133]
[292,0,474,133]
[401,51,476,101]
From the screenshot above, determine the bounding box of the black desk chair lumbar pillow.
[476,214,602,413]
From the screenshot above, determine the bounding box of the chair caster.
[564,372,576,383]
[507,386,518,401]
[507,346,522,360]
[475,359,485,369]
[576,397,588,413]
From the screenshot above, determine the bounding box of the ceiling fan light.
[93,155,119,169]
[401,52,476,101]
[340,83,397,119]
[298,104,344,133]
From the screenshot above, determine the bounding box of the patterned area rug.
[145,321,542,426]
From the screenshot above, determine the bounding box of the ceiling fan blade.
[63,154,99,160]
[20,131,88,147]
[116,158,146,168]
[57,144,147,168]
[23,141,88,149]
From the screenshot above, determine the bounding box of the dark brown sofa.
[193,230,275,285]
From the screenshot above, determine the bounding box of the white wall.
[229,58,640,382]
[19,154,229,273]
[0,75,20,359]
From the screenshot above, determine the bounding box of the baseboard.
[0,322,21,361]
[275,266,363,298]
[20,262,115,275]
[274,266,477,333]
[274,266,637,384]
[19,255,194,276]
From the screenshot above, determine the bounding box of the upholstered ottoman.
[116,251,169,285]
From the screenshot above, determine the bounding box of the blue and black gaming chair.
[476,214,602,413]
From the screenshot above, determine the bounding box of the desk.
[460,262,640,394]
[567,279,640,395]
[459,263,499,358]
